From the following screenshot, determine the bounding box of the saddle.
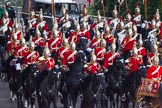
[138,78,160,97]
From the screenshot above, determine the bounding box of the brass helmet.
[97,10,101,21]
[31,9,35,17]
[152,51,159,65]
[155,9,160,20]
[70,41,76,50]
[100,38,106,46]
[132,43,138,55]
[52,16,58,29]
[29,36,35,48]
[14,18,19,29]
[44,43,50,55]
[135,5,140,13]
[91,49,97,62]
[126,10,131,20]
[113,5,118,16]
[111,38,116,50]
[61,5,66,15]
[36,26,41,36]
[39,8,43,20]
[138,35,143,45]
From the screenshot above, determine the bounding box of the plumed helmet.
[44,43,50,55]
[152,19,156,26]
[126,9,131,20]
[52,16,58,29]
[63,34,68,44]
[128,28,133,35]
[100,38,106,46]
[156,9,160,20]
[70,42,76,49]
[29,36,35,48]
[52,29,58,37]
[111,38,116,50]
[135,5,140,13]
[20,37,26,45]
[76,23,80,30]
[14,18,18,29]
[4,10,8,17]
[152,51,159,65]
[153,41,158,50]
[39,8,43,20]
[105,25,110,32]
[133,25,137,32]
[113,5,118,15]
[97,10,101,21]
[31,9,35,17]
[132,43,138,54]
[95,27,100,36]
[91,49,97,62]
[61,5,66,15]
[138,35,143,45]
[36,26,41,36]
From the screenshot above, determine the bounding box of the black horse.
[65,50,87,108]
[105,56,125,108]
[37,67,62,108]
[81,72,106,108]
[121,64,147,108]
[23,64,38,108]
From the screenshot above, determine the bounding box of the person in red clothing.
[61,42,77,71]
[36,43,55,89]
[48,29,62,58]
[37,9,48,40]
[79,22,91,42]
[32,27,46,47]
[27,9,37,37]
[88,29,101,49]
[14,38,29,59]
[148,42,158,65]
[57,37,69,64]
[103,39,120,71]
[137,35,147,65]
[7,34,20,56]
[103,25,115,49]
[147,52,162,80]
[68,23,80,44]
[121,28,136,60]
[94,39,106,65]
[84,50,102,76]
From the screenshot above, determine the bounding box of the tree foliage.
[89,0,162,20]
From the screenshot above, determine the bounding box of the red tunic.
[23,51,40,65]
[103,52,120,69]
[8,30,21,41]
[103,34,114,43]
[44,57,55,70]
[121,37,136,53]
[147,66,162,80]
[57,46,69,60]
[29,18,37,29]
[89,38,100,48]
[85,62,102,74]
[32,37,46,47]
[7,41,19,54]
[79,30,90,41]
[68,31,80,44]
[127,57,140,73]
[94,47,106,61]
[62,50,77,66]
[14,45,29,58]
[47,37,62,54]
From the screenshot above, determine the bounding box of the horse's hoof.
[69,106,72,108]
[24,100,28,108]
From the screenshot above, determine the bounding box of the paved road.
[0,81,16,108]
[0,80,82,108]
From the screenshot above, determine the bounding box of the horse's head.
[113,56,125,74]
[75,50,87,64]
[92,72,106,89]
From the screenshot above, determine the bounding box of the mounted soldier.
[103,39,120,72]
[133,4,142,33]
[37,9,48,40]
[121,28,136,60]
[94,38,106,65]
[27,9,37,38]
[107,5,119,35]
[47,29,62,59]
